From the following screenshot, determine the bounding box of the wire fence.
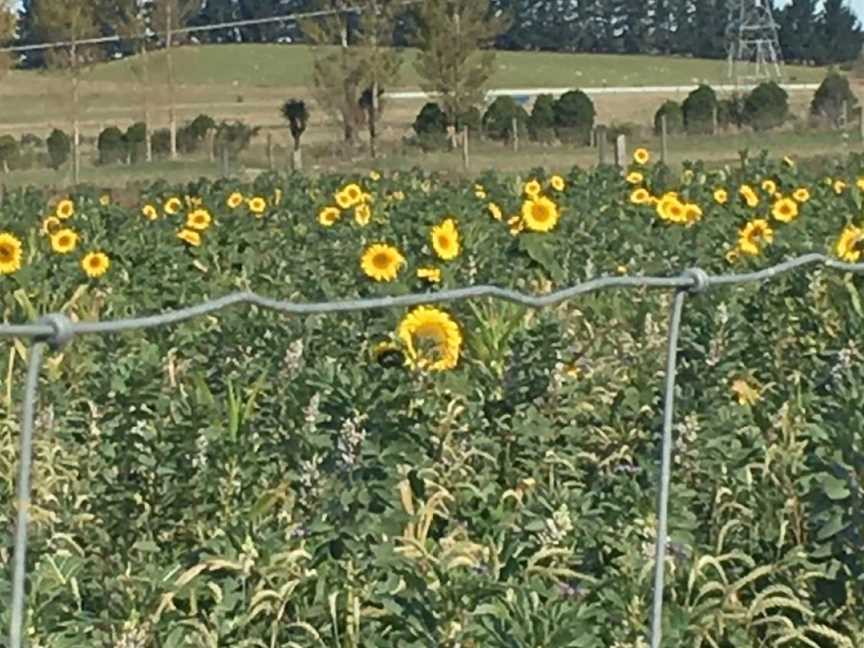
[2,252,862,648]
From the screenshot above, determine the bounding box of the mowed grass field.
[0,44,829,134]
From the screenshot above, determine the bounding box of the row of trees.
[5,1,863,67]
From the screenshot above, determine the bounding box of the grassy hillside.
[78,44,825,89]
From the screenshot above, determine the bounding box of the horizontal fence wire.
[3,253,864,648]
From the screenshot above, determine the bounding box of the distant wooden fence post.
[859,107,864,142]
[266,132,274,171]
[511,117,519,153]
[842,100,849,129]
[614,134,627,169]
[711,105,718,135]
[661,115,669,164]
[291,145,303,172]
[220,146,230,177]
[206,130,216,162]
[462,126,470,171]
[596,126,608,165]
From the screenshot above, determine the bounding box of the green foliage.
[214,120,260,160]
[46,128,70,170]
[743,81,790,131]
[152,128,171,158]
[125,122,148,164]
[0,133,19,170]
[811,72,858,127]
[2,159,864,645]
[97,126,128,165]
[482,97,529,142]
[717,95,744,130]
[528,94,557,143]
[654,100,684,136]
[456,105,483,136]
[412,102,449,151]
[683,84,718,135]
[553,90,595,145]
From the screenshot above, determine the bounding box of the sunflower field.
[1,150,864,647]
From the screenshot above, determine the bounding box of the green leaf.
[819,473,851,501]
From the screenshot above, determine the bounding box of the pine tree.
[652,0,675,54]
[0,0,14,75]
[817,0,863,65]
[414,0,506,128]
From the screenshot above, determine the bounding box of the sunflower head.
[431,218,461,260]
[633,148,650,165]
[142,204,159,221]
[55,199,75,220]
[771,197,799,223]
[683,203,703,225]
[834,180,847,195]
[550,175,566,192]
[355,203,372,226]
[521,197,560,232]
[177,229,202,247]
[99,194,111,207]
[342,183,363,207]
[626,171,644,185]
[0,232,23,275]
[417,267,442,283]
[319,207,341,227]
[836,225,864,262]
[761,179,777,195]
[248,197,267,215]
[41,216,62,236]
[738,219,774,256]
[713,189,728,205]
[488,202,503,221]
[227,192,244,209]
[731,379,760,406]
[658,196,686,223]
[186,209,213,231]
[50,228,79,254]
[792,187,810,203]
[523,179,542,198]
[369,170,382,182]
[81,251,110,278]
[164,197,183,215]
[398,306,462,372]
[361,243,406,282]
[739,185,759,208]
[630,188,651,205]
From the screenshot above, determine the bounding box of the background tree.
[149,0,199,161]
[31,0,101,183]
[281,99,309,170]
[0,0,14,76]
[303,0,364,147]
[354,0,402,159]
[414,0,507,131]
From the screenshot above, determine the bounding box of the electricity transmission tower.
[726,0,783,85]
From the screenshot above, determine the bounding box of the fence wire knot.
[682,268,710,293]
[37,314,74,350]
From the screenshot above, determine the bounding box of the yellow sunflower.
[507,216,524,236]
[630,188,651,205]
[99,194,111,207]
[248,197,267,216]
[488,202,503,221]
[369,170,381,182]
[523,179,542,198]
[550,175,566,192]
[834,180,847,195]
[361,243,406,282]
[771,197,799,223]
[319,207,341,227]
[164,197,183,215]
[731,379,760,406]
[355,203,372,226]
[783,156,795,168]
[0,232,23,275]
[142,205,159,221]
[738,219,774,256]
[341,183,363,207]
[792,188,810,203]
[521,197,560,232]
[50,228,79,254]
[684,203,703,225]
[273,188,283,205]
[417,267,442,283]
[391,190,406,202]
[227,192,244,209]
[657,195,686,223]
[55,199,74,220]
[739,185,759,208]
[335,191,353,210]
[81,251,110,278]
[633,148,650,165]
[186,209,212,231]
[626,171,644,185]
[397,306,462,372]
[177,229,202,247]
[761,179,777,195]
[714,188,728,205]
[41,216,61,236]
[836,225,864,262]
[431,218,461,260]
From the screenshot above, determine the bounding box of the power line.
[0,1,421,54]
